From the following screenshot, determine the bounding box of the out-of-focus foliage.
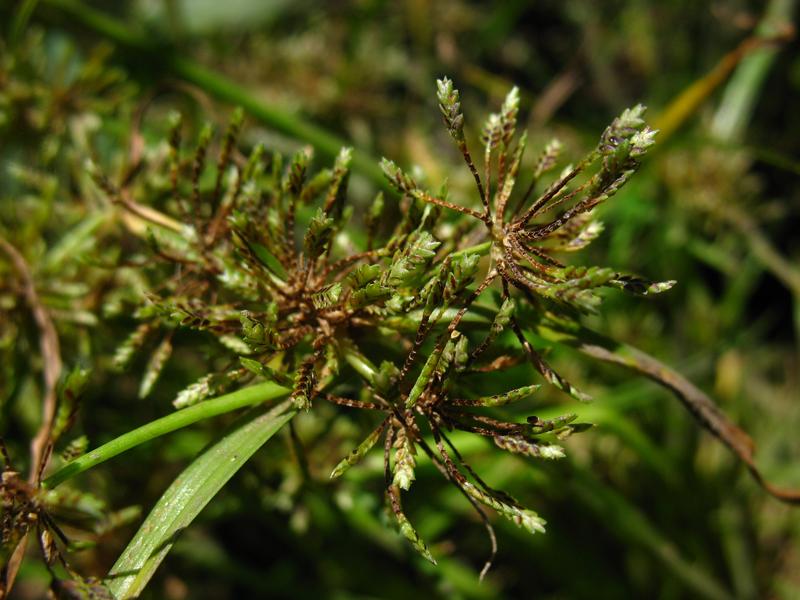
[1,1,799,599]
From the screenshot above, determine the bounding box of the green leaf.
[44,382,290,489]
[106,400,297,599]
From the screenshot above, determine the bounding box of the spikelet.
[451,384,540,407]
[392,427,416,491]
[388,485,436,564]
[493,436,565,460]
[406,339,448,408]
[112,323,151,371]
[387,231,440,288]
[330,418,388,479]
[138,336,172,398]
[436,77,464,141]
[61,435,89,462]
[462,481,546,535]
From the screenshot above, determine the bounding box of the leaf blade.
[106,400,297,599]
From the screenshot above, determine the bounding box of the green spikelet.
[472,298,515,358]
[172,369,246,409]
[406,337,450,408]
[323,147,352,220]
[498,86,520,146]
[348,282,393,310]
[492,298,515,335]
[217,334,252,355]
[191,122,213,206]
[52,366,91,444]
[451,335,469,373]
[61,435,89,462]
[365,191,384,244]
[436,77,464,142]
[392,427,416,491]
[461,481,546,535]
[380,158,418,196]
[442,253,480,302]
[139,336,172,398]
[173,373,214,409]
[493,436,565,460]
[213,107,244,203]
[556,216,604,252]
[311,283,342,310]
[373,361,400,397]
[387,231,440,288]
[112,323,151,371]
[553,422,595,440]
[436,335,460,377]
[283,149,309,197]
[495,131,527,210]
[526,413,578,434]
[612,274,677,296]
[388,485,436,564]
[300,168,334,204]
[240,310,278,350]
[303,208,335,261]
[455,384,540,407]
[482,112,503,154]
[330,418,388,479]
[533,138,563,180]
[347,263,382,289]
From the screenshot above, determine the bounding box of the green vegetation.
[2,2,799,598]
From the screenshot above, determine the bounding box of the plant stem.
[43,381,289,489]
[533,319,800,504]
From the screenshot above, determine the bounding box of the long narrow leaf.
[106,400,297,599]
[44,381,289,488]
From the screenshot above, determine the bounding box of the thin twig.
[0,237,62,486]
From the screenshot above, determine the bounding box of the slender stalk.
[43,381,289,488]
[533,319,800,504]
[0,237,62,486]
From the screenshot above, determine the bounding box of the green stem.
[43,381,289,489]
[533,318,800,504]
[38,0,388,188]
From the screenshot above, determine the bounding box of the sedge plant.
[3,69,799,598]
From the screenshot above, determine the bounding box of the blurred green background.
[2,0,800,598]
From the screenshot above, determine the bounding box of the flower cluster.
[107,77,666,569]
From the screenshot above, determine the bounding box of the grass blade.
[44,381,289,489]
[106,399,297,599]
